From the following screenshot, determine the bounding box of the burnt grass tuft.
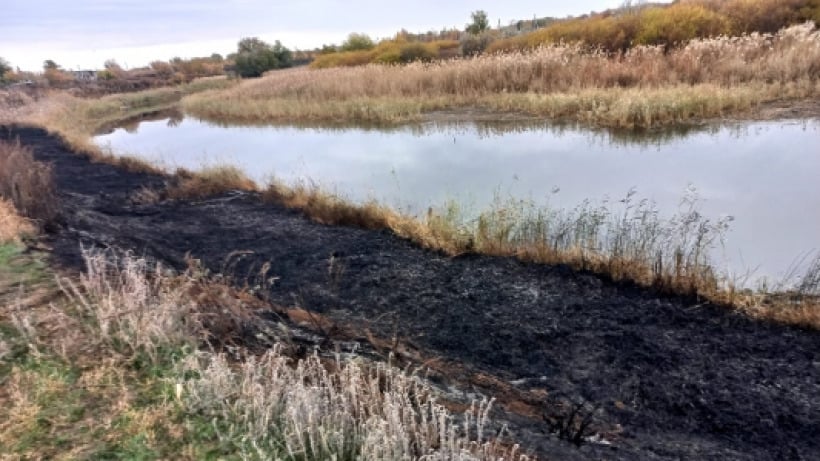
[3,125,820,460]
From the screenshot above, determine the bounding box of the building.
[71,70,97,81]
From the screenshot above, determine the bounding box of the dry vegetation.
[0,140,58,229]
[489,0,820,53]
[0,199,33,244]
[1,77,234,169]
[312,39,461,68]
[184,23,820,128]
[0,242,530,459]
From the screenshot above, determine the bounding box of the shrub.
[461,33,494,56]
[399,43,438,63]
[0,57,11,82]
[340,33,375,52]
[686,0,820,34]
[234,37,293,78]
[635,4,730,48]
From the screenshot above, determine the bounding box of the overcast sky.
[1,1,669,71]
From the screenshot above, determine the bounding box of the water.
[94,114,820,282]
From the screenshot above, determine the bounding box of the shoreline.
[3,125,820,459]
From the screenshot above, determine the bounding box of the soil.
[3,125,819,460]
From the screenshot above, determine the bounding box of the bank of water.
[94,115,820,282]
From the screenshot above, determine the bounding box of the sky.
[1,1,669,72]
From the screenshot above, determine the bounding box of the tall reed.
[184,24,820,128]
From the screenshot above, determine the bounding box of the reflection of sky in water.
[94,117,820,282]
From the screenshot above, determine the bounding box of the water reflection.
[94,114,820,281]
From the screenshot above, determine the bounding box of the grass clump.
[0,198,34,243]
[168,165,259,199]
[0,140,59,229]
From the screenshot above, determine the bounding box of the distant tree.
[43,60,61,71]
[0,57,11,80]
[210,53,224,62]
[238,37,270,54]
[466,10,490,35]
[319,44,339,55]
[340,33,375,52]
[43,60,71,85]
[234,37,293,78]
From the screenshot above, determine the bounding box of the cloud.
[1,1,662,70]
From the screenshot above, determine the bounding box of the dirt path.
[3,126,819,460]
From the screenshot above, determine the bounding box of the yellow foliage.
[312,39,460,68]
[635,4,730,47]
[489,0,815,53]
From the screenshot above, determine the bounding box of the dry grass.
[0,198,34,243]
[0,140,59,228]
[184,23,820,128]
[1,77,235,175]
[1,248,530,459]
[182,350,523,460]
[167,166,259,199]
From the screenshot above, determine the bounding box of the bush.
[340,33,375,52]
[635,4,730,47]
[485,0,816,54]
[399,43,438,63]
[461,33,494,56]
[234,38,293,78]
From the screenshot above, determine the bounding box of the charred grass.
[160,166,820,330]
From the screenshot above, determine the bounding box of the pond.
[94,114,820,283]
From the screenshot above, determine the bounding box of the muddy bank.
[3,126,820,460]
[422,97,820,126]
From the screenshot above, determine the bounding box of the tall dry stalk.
[184,23,820,127]
[0,140,58,228]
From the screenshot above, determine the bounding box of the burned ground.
[3,125,819,460]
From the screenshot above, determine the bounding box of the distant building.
[71,70,97,81]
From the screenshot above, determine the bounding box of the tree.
[234,37,293,78]
[466,10,490,35]
[340,33,375,52]
[238,37,270,54]
[43,60,61,71]
[43,60,70,85]
[0,57,11,79]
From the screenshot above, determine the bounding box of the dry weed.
[0,140,58,228]
[168,166,258,199]
[0,198,34,243]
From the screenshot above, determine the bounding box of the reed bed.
[2,77,235,169]
[184,23,820,128]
